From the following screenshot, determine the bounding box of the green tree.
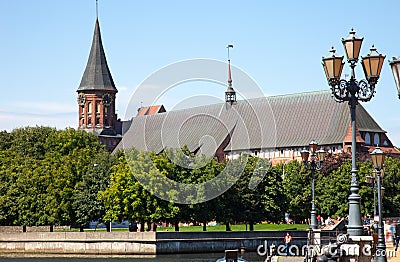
[73,151,115,231]
[0,127,108,227]
[217,156,284,230]
[100,148,178,231]
[282,160,310,223]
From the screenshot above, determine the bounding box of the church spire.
[225,44,236,104]
[77,18,117,92]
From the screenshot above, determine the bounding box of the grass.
[53,224,309,232]
[156,223,309,232]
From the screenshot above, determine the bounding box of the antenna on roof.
[96,0,99,18]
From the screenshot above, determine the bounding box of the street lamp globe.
[365,175,374,184]
[322,47,344,84]
[309,140,318,154]
[389,56,400,99]
[371,146,385,170]
[301,148,310,163]
[316,149,326,162]
[361,46,386,85]
[342,29,364,64]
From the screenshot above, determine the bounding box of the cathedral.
[77,18,400,162]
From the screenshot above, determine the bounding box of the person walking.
[395,221,400,251]
[284,232,292,256]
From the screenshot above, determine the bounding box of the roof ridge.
[266,89,331,99]
[155,89,332,114]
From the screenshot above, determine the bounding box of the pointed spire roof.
[77,19,117,92]
[227,59,233,90]
[225,44,236,104]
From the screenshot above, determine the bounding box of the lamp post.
[370,147,387,262]
[301,140,326,230]
[322,29,385,236]
[365,171,377,218]
[389,56,400,99]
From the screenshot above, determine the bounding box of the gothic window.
[374,133,380,146]
[96,101,101,114]
[365,133,371,145]
[88,117,92,126]
[88,102,92,114]
[383,140,388,146]
[96,117,100,126]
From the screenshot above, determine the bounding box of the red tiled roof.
[137,105,166,116]
[343,124,365,144]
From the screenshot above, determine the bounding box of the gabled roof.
[343,124,365,144]
[115,90,387,154]
[77,19,117,92]
[137,105,166,116]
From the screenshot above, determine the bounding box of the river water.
[0,252,267,262]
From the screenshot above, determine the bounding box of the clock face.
[102,93,113,106]
[77,93,86,106]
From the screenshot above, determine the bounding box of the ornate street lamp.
[370,147,387,262]
[389,56,400,99]
[322,29,385,236]
[301,140,326,230]
[365,171,377,217]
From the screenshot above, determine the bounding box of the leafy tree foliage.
[281,160,310,223]
[0,127,107,226]
[99,148,179,231]
[73,151,115,229]
[2,125,400,231]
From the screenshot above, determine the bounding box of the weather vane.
[227,44,233,60]
[96,0,99,18]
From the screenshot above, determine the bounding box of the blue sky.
[1,0,400,146]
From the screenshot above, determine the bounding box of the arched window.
[374,133,380,146]
[365,133,371,145]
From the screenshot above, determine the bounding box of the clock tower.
[77,18,121,151]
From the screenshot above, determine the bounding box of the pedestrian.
[283,232,292,256]
[317,215,321,227]
[395,221,400,251]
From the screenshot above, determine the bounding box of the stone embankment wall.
[0,231,308,256]
[156,231,308,254]
[0,232,156,255]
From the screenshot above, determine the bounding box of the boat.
[215,249,249,262]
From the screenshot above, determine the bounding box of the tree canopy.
[1,126,400,230]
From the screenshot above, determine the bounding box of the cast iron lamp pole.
[301,140,326,230]
[322,29,385,236]
[365,171,377,218]
[370,147,387,262]
[389,56,400,99]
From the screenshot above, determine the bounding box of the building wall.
[224,144,344,165]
